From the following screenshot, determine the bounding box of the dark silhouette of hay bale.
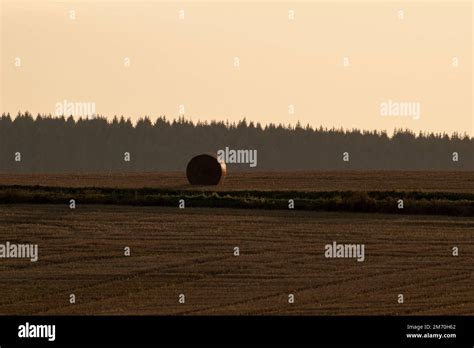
[186,154,226,185]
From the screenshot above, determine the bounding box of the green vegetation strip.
[0,185,472,216]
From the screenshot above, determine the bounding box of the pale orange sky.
[1,0,472,135]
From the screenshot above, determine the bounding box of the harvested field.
[0,171,472,193]
[0,205,471,315]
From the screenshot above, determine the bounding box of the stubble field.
[0,171,472,192]
[0,171,472,315]
[0,206,472,315]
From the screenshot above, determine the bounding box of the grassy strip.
[1,185,474,200]
[0,185,472,216]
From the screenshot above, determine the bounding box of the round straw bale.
[186,154,227,185]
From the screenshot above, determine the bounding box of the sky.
[1,0,472,135]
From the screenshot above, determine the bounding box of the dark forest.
[0,112,472,172]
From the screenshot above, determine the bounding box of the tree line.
[0,112,472,172]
